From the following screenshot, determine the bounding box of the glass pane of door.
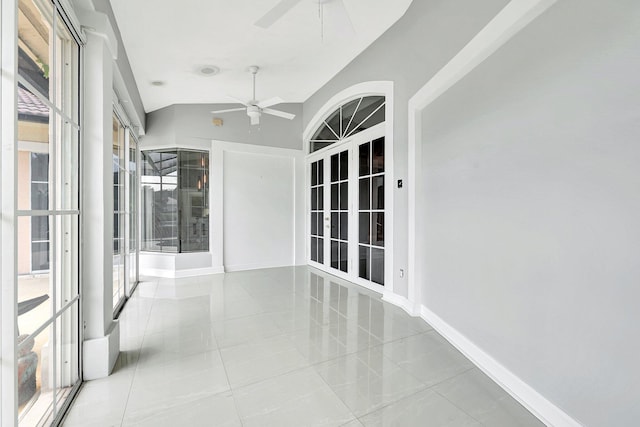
[330,150,349,273]
[358,137,385,285]
[310,159,324,264]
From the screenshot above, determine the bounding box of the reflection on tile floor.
[62,266,544,427]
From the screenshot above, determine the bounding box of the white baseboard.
[224,262,291,272]
[173,266,225,278]
[382,292,417,316]
[139,266,224,278]
[419,305,582,427]
[379,290,581,427]
[83,321,120,381]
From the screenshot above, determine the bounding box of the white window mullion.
[123,127,130,297]
[50,9,60,417]
[344,101,386,140]
[343,97,362,139]
[1,0,20,422]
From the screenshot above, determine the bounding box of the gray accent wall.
[420,1,640,425]
[303,0,511,298]
[142,103,303,151]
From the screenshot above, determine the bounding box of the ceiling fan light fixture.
[247,105,260,119]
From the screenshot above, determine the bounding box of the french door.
[308,124,386,290]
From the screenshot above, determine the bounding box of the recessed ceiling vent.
[199,66,220,76]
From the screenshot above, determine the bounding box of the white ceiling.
[109,0,413,112]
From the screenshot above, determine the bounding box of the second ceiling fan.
[211,66,295,126]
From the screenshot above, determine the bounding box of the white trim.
[379,292,581,426]
[381,291,414,316]
[139,266,224,279]
[18,140,49,153]
[82,322,120,380]
[353,276,385,296]
[56,0,85,44]
[224,262,292,273]
[407,0,559,315]
[411,0,557,112]
[419,305,582,427]
[113,65,144,135]
[75,9,118,59]
[303,81,394,153]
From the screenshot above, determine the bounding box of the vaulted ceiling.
[109,0,413,112]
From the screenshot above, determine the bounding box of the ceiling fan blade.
[263,108,296,120]
[210,108,246,114]
[255,0,303,28]
[324,0,355,38]
[257,96,284,109]
[250,115,260,126]
[225,95,251,107]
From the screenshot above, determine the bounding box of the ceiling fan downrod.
[248,65,259,102]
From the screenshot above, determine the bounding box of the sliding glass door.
[330,148,350,273]
[358,137,385,285]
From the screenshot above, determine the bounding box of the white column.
[80,30,120,380]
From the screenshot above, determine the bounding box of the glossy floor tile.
[233,367,353,427]
[313,346,426,417]
[359,388,482,427]
[433,368,545,427]
[62,266,543,427]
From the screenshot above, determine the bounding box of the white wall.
[219,145,302,271]
[419,1,640,425]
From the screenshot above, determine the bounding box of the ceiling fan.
[255,0,354,38]
[210,66,295,126]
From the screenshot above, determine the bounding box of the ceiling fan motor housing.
[247,105,261,118]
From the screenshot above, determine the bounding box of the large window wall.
[11,0,82,424]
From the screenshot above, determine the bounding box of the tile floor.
[61,266,544,427]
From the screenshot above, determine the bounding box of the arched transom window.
[309,95,385,153]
